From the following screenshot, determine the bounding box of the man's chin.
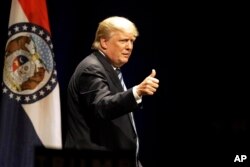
[121,60,129,66]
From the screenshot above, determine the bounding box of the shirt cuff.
[133,86,142,104]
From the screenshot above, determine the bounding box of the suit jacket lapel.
[94,51,124,91]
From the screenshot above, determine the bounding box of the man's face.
[102,30,136,68]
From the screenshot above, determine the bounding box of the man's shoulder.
[77,52,99,67]
[74,52,103,73]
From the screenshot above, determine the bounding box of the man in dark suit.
[65,16,159,167]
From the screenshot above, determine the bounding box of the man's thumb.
[149,69,156,77]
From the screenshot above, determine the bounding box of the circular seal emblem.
[2,23,58,104]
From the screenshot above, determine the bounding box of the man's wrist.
[133,86,142,104]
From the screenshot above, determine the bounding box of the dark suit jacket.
[65,51,139,153]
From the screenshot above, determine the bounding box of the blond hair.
[91,16,139,50]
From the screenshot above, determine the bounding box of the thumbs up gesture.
[136,69,159,96]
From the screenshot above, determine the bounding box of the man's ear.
[100,38,108,49]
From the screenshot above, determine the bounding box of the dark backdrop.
[0,0,248,166]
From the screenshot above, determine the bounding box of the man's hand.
[136,69,159,96]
